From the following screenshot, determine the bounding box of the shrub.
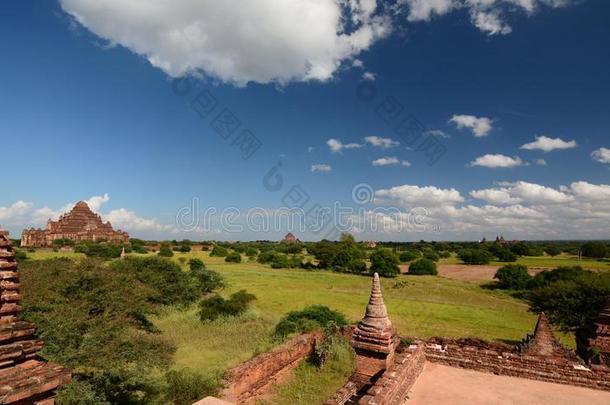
[544,246,562,257]
[399,250,420,262]
[245,247,258,257]
[188,258,206,271]
[225,252,242,263]
[408,258,437,275]
[438,250,451,259]
[210,245,228,257]
[581,242,608,258]
[199,290,256,322]
[370,249,400,278]
[273,305,348,339]
[257,250,277,264]
[495,248,517,262]
[14,249,28,261]
[158,243,174,257]
[423,251,440,262]
[494,264,531,289]
[165,368,220,405]
[527,266,584,289]
[458,249,491,265]
[74,241,129,259]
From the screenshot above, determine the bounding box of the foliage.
[198,290,256,322]
[20,258,174,404]
[112,257,206,307]
[158,243,174,257]
[74,241,130,259]
[422,250,440,262]
[273,305,348,340]
[528,266,584,289]
[493,264,531,290]
[130,239,149,254]
[245,247,258,257]
[188,258,206,271]
[209,245,228,257]
[175,240,192,253]
[224,252,242,263]
[164,368,220,405]
[308,234,366,274]
[369,249,400,278]
[527,272,610,332]
[458,248,492,265]
[494,248,518,262]
[399,250,420,262]
[581,242,608,258]
[14,248,28,261]
[544,246,562,257]
[52,238,75,247]
[408,258,438,275]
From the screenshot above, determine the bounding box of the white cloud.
[352,58,364,68]
[372,157,400,166]
[362,71,376,81]
[105,208,174,232]
[471,10,512,35]
[469,154,524,168]
[364,136,400,148]
[0,201,33,223]
[521,135,577,152]
[592,147,610,165]
[375,184,464,207]
[534,158,547,166]
[327,138,362,153]
[449,114,493,137]
[60,0,391,86]
[401,160,412,167]
[570,181,610,201]
[311,164,332,172]
[470,188,523,205]
[403,0,457,21]
[425,129,450,138]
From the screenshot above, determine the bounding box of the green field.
[24,249,578,404]
[439,252,610,270]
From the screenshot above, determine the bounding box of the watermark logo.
[352,183,375,205]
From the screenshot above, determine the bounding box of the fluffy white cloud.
[364,136,400,148]
[592,147,610,164]
[521,135,577,152]
[569,181,610,201]
[470,188,522,205]
[60,0,390,86]
[362,71,376,81]
[401,160,412,167]
[534,158,547,166]
[372,157,400,166]
[0,201,33,223]
[400,0,576,35]
[469,154,524,168]
[449,114,493,137]
[375,184,464,207]
[105,208,174,232]
[311,164,332,172]
[327,138,362,153]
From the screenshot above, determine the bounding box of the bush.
[527,266,584,289]
[165,368,220,405]
[423,251,440,262]
[458,249,491,265]
[210,245,228,257]
[581,242,608,258]
[544,246,562,257]
[225,252,242,263]
[257,250,277,264]
[408,258,437,275]
[494,264,531,289]
[273,305,348,339]
[370,249,400,278]
[495,248,517,262]
[198,290,256,322]
[399,250,420,262]
[158,243,174,257]
[188,258,206,271]
[191,268,225,294]
[14,249,28,261]
[74,241,129,259]
[245,247,258,257]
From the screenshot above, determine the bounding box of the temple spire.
[360,273,391,331]
[524,313,556,356]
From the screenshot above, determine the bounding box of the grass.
[440,252,610,270]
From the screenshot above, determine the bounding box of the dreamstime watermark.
[175,183,440,235]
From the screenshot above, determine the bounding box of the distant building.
[281,232,299,244]
[366,240,378,249]
[21,201,129,247]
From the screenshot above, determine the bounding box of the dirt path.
[408,362,610,405]
[399,264,549,282]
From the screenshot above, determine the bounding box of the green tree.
[209,245,228,257]
[494,264,531,289]
[225,252,242,263]
[544,246,562,257]
[458,249,491,265]
[370,249,400,278]
[158,243,173,257]
[399,250,420,262]
[408,258,437,275]
[581,242,608,258]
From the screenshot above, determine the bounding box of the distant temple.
[21,201,129,247]
[280,233,299,244]
[366,240,378,249]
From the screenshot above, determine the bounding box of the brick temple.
[21,201,129,247]
[582,296,610,366]
[0,228,70,404]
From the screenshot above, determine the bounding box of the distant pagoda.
[0,227,71,403]
[21,201,129,247]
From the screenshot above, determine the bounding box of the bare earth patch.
[432,264,547,282]
[408,362,610,405]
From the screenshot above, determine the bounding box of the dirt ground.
[408,362,610,405]
[400,264,547,282]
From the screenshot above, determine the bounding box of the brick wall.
[220,331,322,404]
[424,338,610,392]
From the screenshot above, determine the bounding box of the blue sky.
[1,0,609,241]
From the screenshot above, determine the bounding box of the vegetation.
[458,248,492,265]
[398,250,420,262]
[308,234,366,274]
[198,290,257,322]
[224,252,242,263]
[273,305,348,340]
[581,241,608,258]
[74,241,129,259]
[210,245,228,257]
[369,249,400,278]
[158,243,174,257]
[493,264,531,290]
[408,258,438,275]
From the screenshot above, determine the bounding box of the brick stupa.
[586,296,610,366]
[351,273,397,384]
[521,312,570,361]
[0,228,71,404]
[21,201,129,247]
